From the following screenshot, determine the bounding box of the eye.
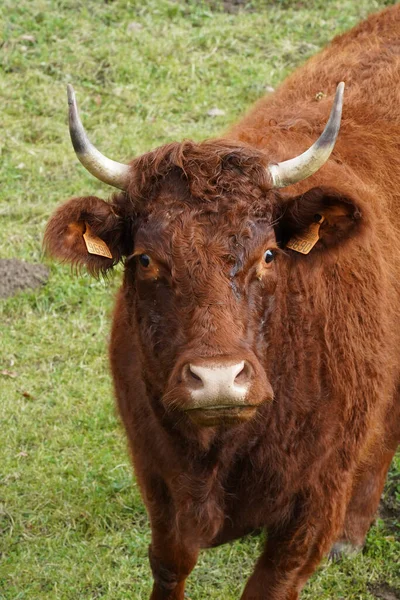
[139,253,151,268]
[263,249,275,264]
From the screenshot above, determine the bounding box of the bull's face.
[129,191,277,426]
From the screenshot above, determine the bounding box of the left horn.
[67,84,131,190]
[267,82,345,189]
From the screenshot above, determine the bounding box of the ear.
[276,186,365,254]
[44,196,131,274]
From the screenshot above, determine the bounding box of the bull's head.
[45,83,365,427]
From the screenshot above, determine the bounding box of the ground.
[0,259,49,299]
[0,0,399,599]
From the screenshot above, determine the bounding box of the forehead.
[133,180,275,257]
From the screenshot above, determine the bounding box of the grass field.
[1,0,399,598]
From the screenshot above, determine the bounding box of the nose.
[182,360,252,408]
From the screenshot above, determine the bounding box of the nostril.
[234,361,252,385]
[189,368,202,382]
[182,364,204,390]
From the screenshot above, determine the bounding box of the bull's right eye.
[263,249,275,264]
[139,254,151,268]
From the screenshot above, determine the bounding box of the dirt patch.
[369,583,400,600]
[0,259,49,299]
[219,0,248,13]
[200,0,307,12]
[379,467,400,537]
[197,0,250,14]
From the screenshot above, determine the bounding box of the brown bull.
[45,6,400,599]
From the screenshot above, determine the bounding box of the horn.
[67,84,131,190]
[267,82,345,189]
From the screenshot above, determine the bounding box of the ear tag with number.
[286,215,325,255]
[83,223,112,259]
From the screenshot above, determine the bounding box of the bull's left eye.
[263,249,275,264]
[139,254,151,268]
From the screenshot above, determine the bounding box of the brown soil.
[379,468,400,537]
[0,259,49,299]
[369,583,400,600]
[199,0,250,14]
[220,0,248,13]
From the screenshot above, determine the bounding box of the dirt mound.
[0,259,49,299]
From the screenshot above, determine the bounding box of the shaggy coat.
[45,6,400,599]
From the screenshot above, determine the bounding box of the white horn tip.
[335,81,345,108]
[67,84,75,106]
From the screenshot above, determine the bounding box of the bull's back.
[235,5,400,124]
[229,5,400,218]
[282,4,400,111]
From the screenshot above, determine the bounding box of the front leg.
[142,474,199,600]
[149,528,199,600]
[241,495,346,600]
[240,529,326,600]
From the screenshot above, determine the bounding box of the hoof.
[328,541,363,562]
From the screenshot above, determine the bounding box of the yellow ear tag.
[83,223,113,259]
[286,215,325,255]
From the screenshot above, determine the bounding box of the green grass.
[1,0,399,598]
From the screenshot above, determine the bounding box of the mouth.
[185,405,257,426]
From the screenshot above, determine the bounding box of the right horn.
[267,82,345,189]
[67,84,131,190]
